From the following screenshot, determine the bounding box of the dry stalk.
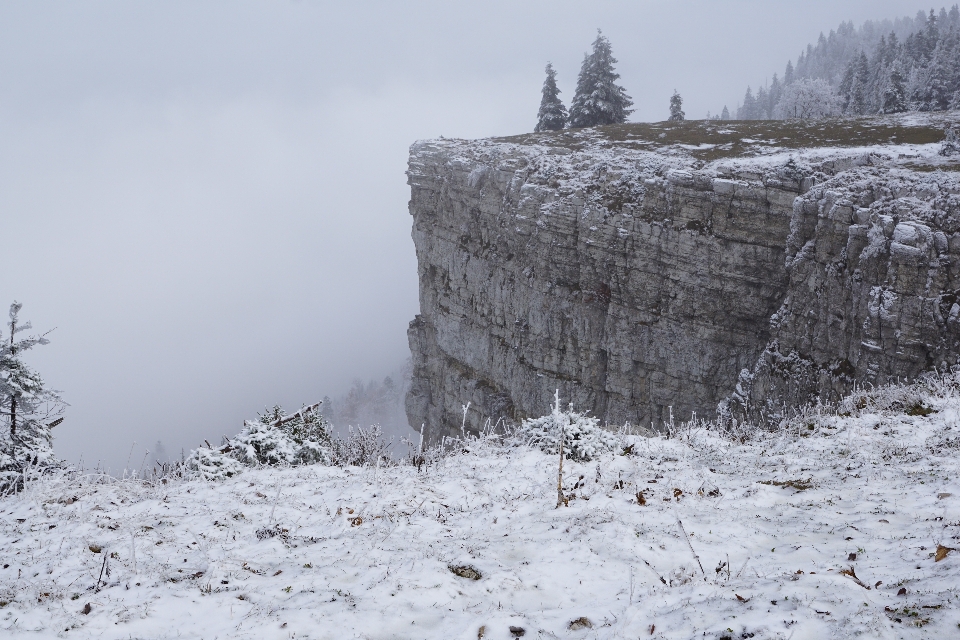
[677,519,705,578]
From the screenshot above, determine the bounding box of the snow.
[2,382,960,639]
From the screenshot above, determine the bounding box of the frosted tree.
[912,41,956,111]
[534,63,568,132]
[768,74,783,115]
[784,60,795,85]
[881,64,908,113]
[841,51,871,115]
[756,86,769,119]
[738,87,757,120]
[728,11,960,119]
[568,30,633,128]
[668,91,685,121]
[720,105,731,120]
[774,78,841,119]
[1,302,64,484]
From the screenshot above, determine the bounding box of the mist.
[0,0,931,472]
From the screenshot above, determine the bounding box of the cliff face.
[406,117,960,440]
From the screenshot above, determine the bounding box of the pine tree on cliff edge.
[569,30,633,128]
[534,63,568,132]
[668,90,685,122]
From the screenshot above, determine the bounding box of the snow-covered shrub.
[185,445,245,481]
[233,405,333,467]
[517,394,617,462]
[187,404,333,480]
[330,424,390,467]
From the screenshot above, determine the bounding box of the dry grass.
[496,115,952,162]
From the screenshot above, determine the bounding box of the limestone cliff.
[406,115,960,441]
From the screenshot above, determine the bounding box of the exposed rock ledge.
[406,115,960,441]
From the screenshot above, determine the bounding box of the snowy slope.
[2,385,960,639]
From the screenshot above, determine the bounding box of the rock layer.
[406,118,960,440]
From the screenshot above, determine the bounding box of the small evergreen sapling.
[569,30,633,128]
[187,402,333,479]
[0,302,64,487]
[535,63,567,132]
[668,91,685,122]
[518,393,617,462]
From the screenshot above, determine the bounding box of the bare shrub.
[330,424,390,467]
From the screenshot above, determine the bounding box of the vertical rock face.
[406,120,960,441]
[742,168,960,419]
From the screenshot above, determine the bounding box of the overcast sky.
[0,0,934,471]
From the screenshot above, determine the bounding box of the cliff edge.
[406,114,960,441]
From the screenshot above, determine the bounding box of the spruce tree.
[784,60,795,85]
[881,64,908,113]
[720,105,731,120]
[534,63,568,132]
[756,86,769,119]
[0,302,64,484]
[568,30,633,128]
[668,91,685,121]
[769,74,782,116]
[738,87,756,120]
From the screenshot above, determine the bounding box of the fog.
[0,0,930,471]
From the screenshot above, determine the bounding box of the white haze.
[0,0,931,472]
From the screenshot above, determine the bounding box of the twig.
[554,390,565,509]
[677,519,705,578]
[735,555,750,579]
[269,475,283,525]
[129,530,137,575]
[840,566,871,590]
[95,554,107,592]
[640,556,667,585]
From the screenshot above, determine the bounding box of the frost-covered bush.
[186,445,245,480]
[517,395,617,462]
[187,404,333,480]
[330,424,390,467]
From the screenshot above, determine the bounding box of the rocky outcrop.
[405,117,960,440]
[740,166,960,421]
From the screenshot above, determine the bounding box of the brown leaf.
[898,587,907,596]
[735,593,748,602]
[935,544,955,562]
[636,491,646,506]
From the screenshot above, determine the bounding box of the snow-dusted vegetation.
[735,6,960,121]
[2,376,960,639]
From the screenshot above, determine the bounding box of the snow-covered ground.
[2,385,960,639]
